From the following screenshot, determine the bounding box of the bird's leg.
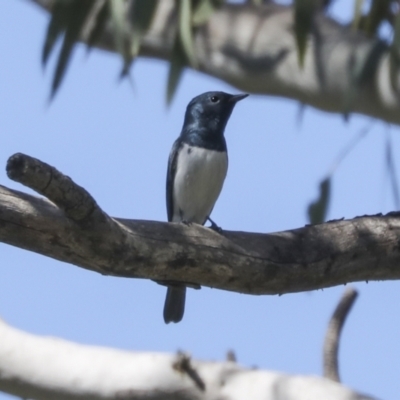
[207,217,222,232]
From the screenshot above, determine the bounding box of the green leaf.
[342,40,387,119]
[365,0,390,36]
[294,0,317,68]
[87,0,110,50]
[166,37,187,105]
[129,0,158,57]
[109,0,131,74]
[352,0,364,30]
[42,0,73,67]
[192,0,216,26]
[178,0,197,68]
[385,133,400,209]
[307,177,331,225]
[389,11,400,93]
[51,0,94,99]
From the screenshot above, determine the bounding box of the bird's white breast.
[172,143,228,224]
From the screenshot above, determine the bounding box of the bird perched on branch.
[162,91,248,324]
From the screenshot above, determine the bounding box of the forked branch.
[1,153,400,295]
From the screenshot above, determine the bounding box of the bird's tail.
[163,286,186,324]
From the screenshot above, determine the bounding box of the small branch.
[2,153,400,295]
[0,317,377,400]
[226,350,237,362]
[173,352,206,391]
[323,287,359,382]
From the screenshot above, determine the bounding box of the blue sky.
[1,1,399,399]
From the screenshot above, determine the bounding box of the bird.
[162,90,249,324]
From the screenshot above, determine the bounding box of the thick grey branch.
[0,318,377,400]
[2,153,400,295]
[28,0,400,125]
[323,287,359,383]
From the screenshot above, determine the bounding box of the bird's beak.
[229,93,249,103]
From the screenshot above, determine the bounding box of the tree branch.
[0,317,376,400]
[323,287,359,383]
[2,153,400,295]
[27,0,400,125]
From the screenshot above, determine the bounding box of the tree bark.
[2,153,400,295]
[0,317,376,400]
[27,0,400,125]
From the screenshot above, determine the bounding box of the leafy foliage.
[43,0,222,102]
[43,0,95,99]
[351,0,400,94]
[342,40,387,119]
[87,1,109,50]
[193,0,222,25]
[385,132,400,210]
[128,0,158,75]
[167,37,188,105]
[390,10,400,93]
[294,0,319,68]
[42,0,400,103]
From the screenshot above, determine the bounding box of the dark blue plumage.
[163,91,248,324]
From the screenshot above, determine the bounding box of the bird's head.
[182,91,248,135]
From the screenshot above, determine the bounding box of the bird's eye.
[210,95,219,103]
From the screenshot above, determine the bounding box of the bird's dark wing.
[166,138,183,222]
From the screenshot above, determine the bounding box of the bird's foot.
[153,279,201,290]
[181,219,193,226]
[207,217,222,233]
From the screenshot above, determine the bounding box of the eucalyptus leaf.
[178,0,197,68]
[342,40,387,119]
[42,0,73,67]
[307,177,331,225]
[192,0,216,26]
[129,0,158,56]
[294,0,317,68]
[365,0,390,36]
[352,0,364,30]
[166,37,187,105]
[109,0,129,62]
[51,0,94,99]
[385,133,400,210]
[87,0,110,50]
[389,11,400,94]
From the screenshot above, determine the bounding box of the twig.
[323,287,359,382]
[226,350,237,362]
[327,122,372,176]
[173,352,205,391]
[385,130,400,210]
